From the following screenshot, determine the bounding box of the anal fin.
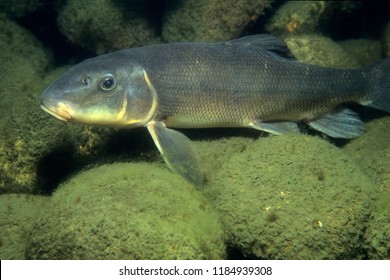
[147,121,204,188]
[307,108,365,139]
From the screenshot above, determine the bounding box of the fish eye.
[100,74,116,91]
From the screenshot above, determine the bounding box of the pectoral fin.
[146,121,204,187]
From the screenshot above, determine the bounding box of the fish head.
[41,52,157,127]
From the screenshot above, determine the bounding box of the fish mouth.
[41,102,72,122]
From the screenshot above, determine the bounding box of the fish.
[41,35,390,187]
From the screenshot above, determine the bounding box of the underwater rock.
[338,39,382,66]
[206,134,378,259]
[57,0,156,54]
[285,35,361,68]
[0,0,47,18]
[194,134,256,183]
[265,1,357,36]
[162,0,267,42]
[344,117,390,189]
[364,191,390,259]
[0,14,56,193]
[0,13,51,129]
[266,1,328,35]
[0,194,49,259]
[25,163,225,259]
[0,69,85,193]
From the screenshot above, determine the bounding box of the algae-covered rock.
[0,0,45,18]
[266,1,328,35]
[162,0,268,42]
[344,117,390,189]
[364,191,390,259]
[0,14,60,193]
[26,163,225,259]
[57,0,156,54]
[265,1,358,36]
[0,194,49,259]
[0,13,51,129]
[207,134,377,259]
[194,134,256,183]
[0,68,88,193]
[285,35,361,68]
[339,39,382,66]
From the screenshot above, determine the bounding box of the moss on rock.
[0,194,49,259]
[162,0,268,42]
[265,1,328,35]
[26,163,225,259]
[57,0,156,54]
[364,191,390,259]
[339,39,382,66]
[344,117,390,189]
[0,13,51,129]
[265,1,358,36]
[0,14,61,193]
[0,68,77,193]
[285,34,361,68]
[206,134,377,259]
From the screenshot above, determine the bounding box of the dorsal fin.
[226,34,292,59]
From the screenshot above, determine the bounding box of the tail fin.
[367,58,390,113]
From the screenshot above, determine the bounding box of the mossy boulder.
[364,191,390,259]
[0,14,59,193]
[162,0,268,42]
[339,39,382,66]
[285,35,361,68]
[0,13,51,129]
[0,0,46,18]
[265,1,358,36]
[0,68,110,193]
[57,0,156,54]
[206,134,378,259]
[26,163,225,259]
[0,194,49,259]
[344,117,390,188]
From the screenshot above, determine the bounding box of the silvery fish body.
[41,35,390,186]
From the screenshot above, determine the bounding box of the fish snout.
[41,97,72,122]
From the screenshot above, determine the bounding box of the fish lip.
[41,102,72,122]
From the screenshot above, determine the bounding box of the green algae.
[265,1,358,36]
[57,0,156,54]
[0,0,47,18]
[364,190,390,259]
[0,194,49,259]
[162,0,268,42]
[0,13,52,130]
[339,39,382,66]
[205,134,378,259]
[266,1,329,35]
[0,14,55,192]
[25,163,225,259]
[344,117,390,189]
[285,34,361,68]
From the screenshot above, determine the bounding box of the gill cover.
[123,67,158,127]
